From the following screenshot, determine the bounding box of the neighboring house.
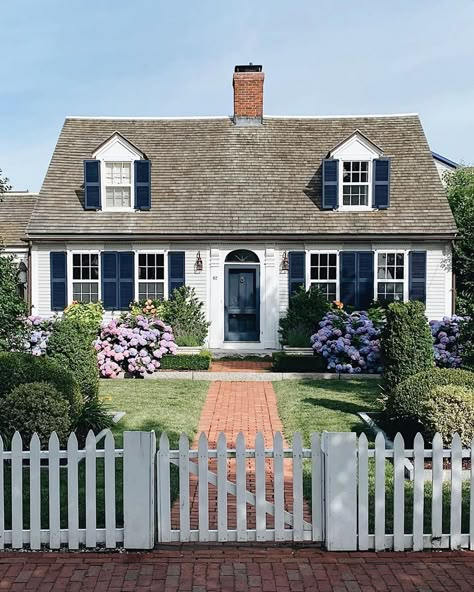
[432,152,459,186]
[26,65,457,350]
[0,191,38,301]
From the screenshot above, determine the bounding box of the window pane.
[320,253,327,267]
[329,266,337,280]
[73,254,80,267]
[139,282,164,300]
[139,254,146,267]
[73,267,81,280]
[319,267,328,280]
[329,254,337,267]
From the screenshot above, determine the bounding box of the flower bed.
[311,311,382,374]
[95,314,177,378]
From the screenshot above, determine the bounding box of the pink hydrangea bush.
[95,314,177,378]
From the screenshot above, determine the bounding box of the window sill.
[337,206,373,212]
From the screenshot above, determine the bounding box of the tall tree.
[0,168,11,199]
[446,167,474,312]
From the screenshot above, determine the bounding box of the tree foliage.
[0,168,11,199]
[446,167,474,309]
[0,254,28,350]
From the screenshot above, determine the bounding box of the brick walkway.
[211,360,272,372]
[1,548,473,591]
[172,381,311,531]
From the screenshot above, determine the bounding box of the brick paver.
[172,381,311,531]
[1,548,473,591]
[211,360,272,372]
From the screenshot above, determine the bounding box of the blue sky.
[1,0,473,191]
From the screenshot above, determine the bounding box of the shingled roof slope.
[27,114,457,238]
[1,192,38,247]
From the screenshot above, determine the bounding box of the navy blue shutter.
[134,160,151,210]
[102,253,118,310]
[357,252,374,310]
[168,252,185,297]
[373,158,391,209]
[118,253,134,309]
[50,252,67,311]
[84,160,101,210]
[409,251,427,303]
[340,252,357,307]
[288,251,306,298]
[322,159,339,210]
[340,252,374,309]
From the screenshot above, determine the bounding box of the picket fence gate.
[1,428,474,551]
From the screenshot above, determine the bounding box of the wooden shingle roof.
[0,192,38,247]
[27,114,457,240]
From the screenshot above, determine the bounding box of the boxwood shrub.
[388,367,474,421]
[272,352,327,373]
[0,352,83,421]
[160,350,212,371]
[381,301,434,394]
[46,318,99,401]
[421,384,474,446]
[0,382,71,447]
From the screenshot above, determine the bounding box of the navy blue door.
[225,268,259,341]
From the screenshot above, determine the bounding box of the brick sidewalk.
[172,381,311,531]
[1,548,473,591]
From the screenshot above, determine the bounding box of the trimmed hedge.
[421,384,474,446]
[381,301,434,394]
[272,352,327,373]
[0,382,71,447]
[389,367,474,421]
[160,351,212,371]
[279,286,330,347]
[0,352,82,421]
[46,318,99,401]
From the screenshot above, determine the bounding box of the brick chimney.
[233,64,264,126]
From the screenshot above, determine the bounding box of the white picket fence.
[1,428,474,551]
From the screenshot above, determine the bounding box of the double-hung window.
[310,253,338,301]
[342,161,369,207]
[105,162,132,209]
[72,253,99,303]
[138,253,165,300]
[376,252,405,302]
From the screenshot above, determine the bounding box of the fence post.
[123,431,156,549]
[323,432,357,551]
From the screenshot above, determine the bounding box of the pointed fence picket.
[0,430,124,550]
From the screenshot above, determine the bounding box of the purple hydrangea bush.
[311,311,383,374]
[24,315,56,356]
[94,314,177,378]
[430,316,464,368]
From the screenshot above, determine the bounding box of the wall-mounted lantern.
[281,251,289,271]
[195,251,203,272]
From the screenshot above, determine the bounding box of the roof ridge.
[65,113,419,122]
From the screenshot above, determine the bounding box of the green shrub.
[421,384,474,446]
[272,352,327,373]
[279,286,330,347]
[46,318,99,401]
[162,286,210,347]
[75,397,113,439]
[63,301,104,338]
[381,301,434,394]
[0,382,71,447]
[160,350,212,370]
[389,367,474,421]
[129,298,166,319]
[0,352,82,420]
[0,253,28,351]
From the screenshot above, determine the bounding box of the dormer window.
[84,132,151,212]
[105,162,132,209]
[322,131,390,211]
[342,161,370,207]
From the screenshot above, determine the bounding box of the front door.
[225,267,259,341]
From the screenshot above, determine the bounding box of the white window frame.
[374,250,409,303]
[135,250,168,302]
[340,160,372,210]
[103,162,133,211]
[68,250,101,305]
[306,250,339,302]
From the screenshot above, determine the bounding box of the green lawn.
[101,379,209,448]
[273,378,382,445]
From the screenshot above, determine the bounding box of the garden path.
[171,380,311,530]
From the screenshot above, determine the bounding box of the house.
[26,64,457,350]
[432,152,459,186]
[0,191,38,300]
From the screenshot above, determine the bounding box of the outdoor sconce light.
[281,251,289,271]
[17,261,28,286]
[195,251,203,272]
